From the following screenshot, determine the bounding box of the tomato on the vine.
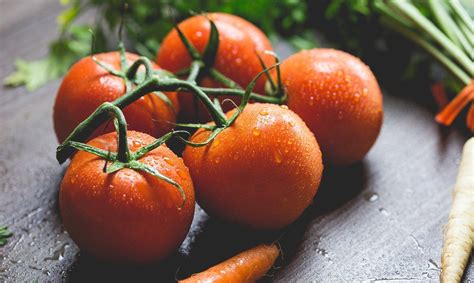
[54,52,179,143]
[279,48,383,165]
[183,103,323,230]
[157,13,273,122]
[60,131,195,262]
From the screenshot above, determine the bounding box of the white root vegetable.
[441,137,474,283]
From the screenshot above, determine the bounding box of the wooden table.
[1,0,472,282]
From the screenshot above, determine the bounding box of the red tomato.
[53,52,179,143]
[279,48,383,165]
[157,13,273,122]
[60,131,195,262]
[183,103,323,230]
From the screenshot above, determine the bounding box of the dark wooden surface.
[0,1,473,282]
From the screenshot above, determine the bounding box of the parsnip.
[441,137,474,283]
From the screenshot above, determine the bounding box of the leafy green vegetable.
[4,0,312,91]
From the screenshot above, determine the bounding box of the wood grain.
[0,0,472,282]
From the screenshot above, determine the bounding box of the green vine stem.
[387,0,472,74]
[200,87,286,104]
[57,75,231,163]
[126,57,153,82]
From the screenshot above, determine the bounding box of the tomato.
[279,48,383,165]
[53,52,179,143]
[59,131,195,262]
[157,13,273,122]
[183,103,323,230]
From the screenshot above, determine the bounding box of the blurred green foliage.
[4,0,313,90]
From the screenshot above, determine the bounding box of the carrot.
[440,138,474,283]
[179,244,279,283]
[435,81,474,133]
[431,81,449,109]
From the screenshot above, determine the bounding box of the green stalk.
[209,68,242,89]
[429,0,472,56]
[126,57,153,81]
[379,12,471,86]
[389,0,472,74]
[57,76,228,163]
[449,0,474,31]
[200,87,286,104]
[187,60,202,82]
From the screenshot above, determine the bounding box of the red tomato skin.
[280,48,383,165]
[53,52,179,143]
[183,103,323,230]
[156,13,273,122]
[59,131,195,263]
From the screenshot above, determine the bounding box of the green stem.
[429,0,472,56]
[57,77,229,163]
[159,78,228,126]
[449,0,474,31]
[388,1,472,74]
[133,130,188,159]
[126,57,153,82]
[187,60,202,82]
[209,68,242,89]
[379,13,471,85]
[200,87,286,104]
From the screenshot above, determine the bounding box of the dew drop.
[259,110,269,116]
[163,157,174,166]
[132,140,142,148]
[365,193,379,202]
[274,151,283,164]
[252,128,261,136]
[309,96,315,106]
[280,105,289,110]
[177,170,187,179]
[379,208,389,216]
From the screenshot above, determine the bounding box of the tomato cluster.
[54,12,383,262]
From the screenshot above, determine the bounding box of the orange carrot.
[179,244,279,283]
[435,81,474,133]
[431,81,449,109]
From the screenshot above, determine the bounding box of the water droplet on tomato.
[309,96,314,106]
[280,105,289,110]
[132,140,142,148]
[252,128,261,136]
[177,169,187,179]
[259,110,269,116]
[274,151,282,164]
[163,157,174,166]
[337,111,344,120]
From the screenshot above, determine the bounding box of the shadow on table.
[65,162,367,283]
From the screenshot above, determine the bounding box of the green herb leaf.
[0,226,12,246]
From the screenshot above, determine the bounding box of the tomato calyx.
[58,102,189,206]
